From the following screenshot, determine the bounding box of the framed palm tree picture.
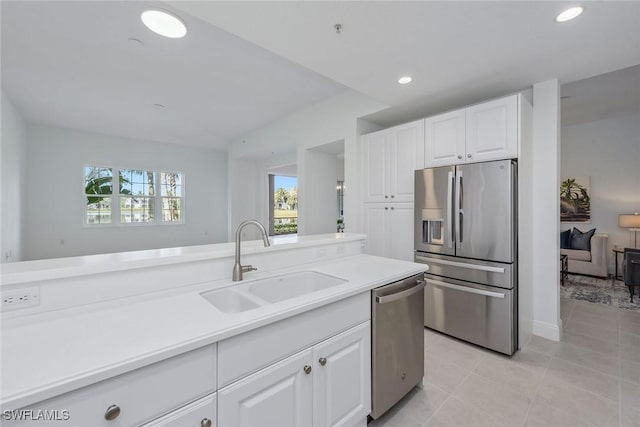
[560,176,591,223]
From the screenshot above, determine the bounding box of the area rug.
[561,274,640,312]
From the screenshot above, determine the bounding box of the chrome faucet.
[232,220,271,281]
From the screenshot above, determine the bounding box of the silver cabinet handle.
[375,280,425,304]
[390,206,395,210]
[457,155,462,159]
[304,365,312,374]
[201,418,212,427]
[384,195,388,198]
[391,195,395,198]
[426,278,505,298]
[319,357,327,366]
[385,207,388,210]
[467,154,472,158]
[104,405,121,421]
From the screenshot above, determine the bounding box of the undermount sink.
[247,271,347,303]
[200,271,348,313]
[200,288,263,313]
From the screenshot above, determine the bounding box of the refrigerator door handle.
[415,255,506,273]
[426,278,506,299]
[447,171,454,248]
[455,170,463,248]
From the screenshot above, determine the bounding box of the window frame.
[82,165,185,227]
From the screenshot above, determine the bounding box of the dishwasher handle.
[375,280,425,304]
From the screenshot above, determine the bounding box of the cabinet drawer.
[142,393,216,427]
[6,345,216,427]
[218,293,369,387]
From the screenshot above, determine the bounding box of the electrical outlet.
[1,287,40,311]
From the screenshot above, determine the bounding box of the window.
[84,166,184,226]
[269,175,297,235]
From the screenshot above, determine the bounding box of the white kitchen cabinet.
[424,109,466,167]
[362,119,424,203]
[142,393,216,427]
[466,94,518,163]
[312,322,370,427]
[363,203,414,262]
[424,94,521,167]
[4,345,217,427]
[218,321,371,427]
[218,350,313,427]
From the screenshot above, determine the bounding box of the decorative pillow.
[570,228,596,251]
[560,229,571,249]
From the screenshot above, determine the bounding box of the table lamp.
[619,213,640,248]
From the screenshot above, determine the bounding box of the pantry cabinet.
[424,94,520,167]
[218,322,370,427]
[363,204,414,262]
[361,119,424,203]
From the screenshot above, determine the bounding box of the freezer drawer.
[415,252,514,289]
[424,274,516,355]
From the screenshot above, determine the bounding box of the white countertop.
[1,254,426,410]
[0,233,366,286]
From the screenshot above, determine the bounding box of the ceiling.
[2,1,639,150]
[561,64,640,127]
[173,1,640,127]
[0,1,346,149]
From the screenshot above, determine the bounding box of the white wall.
[302,149,338,235]
[227,90,388,238]
[1,92,27,262]
[561,112,640,269]
[531,79,562,341]
[24,124,228,260]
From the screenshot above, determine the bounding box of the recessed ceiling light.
[141,9,187,38]
[398,76,413,85]
[556,6,584,23]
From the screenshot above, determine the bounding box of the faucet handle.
[242,265,257,273]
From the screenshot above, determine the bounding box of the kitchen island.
[1,233,426,426]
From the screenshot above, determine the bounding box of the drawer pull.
[303,365,312,374]
[201,418,212,427]
[319,357,327,366]
[104,404,121,421]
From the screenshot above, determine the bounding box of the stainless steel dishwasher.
[370,273,425,419]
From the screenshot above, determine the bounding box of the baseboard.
[532,319,562,341]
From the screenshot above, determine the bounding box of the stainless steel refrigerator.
[414,159,517,355]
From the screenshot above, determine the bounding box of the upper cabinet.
[361,119,425,203]
[424,94,521,168]
[424,109,466,167]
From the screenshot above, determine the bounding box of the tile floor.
[370,298,640,427]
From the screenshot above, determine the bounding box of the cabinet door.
[142,393,216,427]
[363,204,389,258]
[361,130,389,203]
[465,95,518,163]
[218,350,313,427]
[389,119,425,202]
[424,109,466,167]
[389,204,415,262]
[313,322,371,427]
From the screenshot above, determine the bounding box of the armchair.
[623,248,640,302]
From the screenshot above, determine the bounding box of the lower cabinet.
[218,321,370,427]
[142,393,216,427]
